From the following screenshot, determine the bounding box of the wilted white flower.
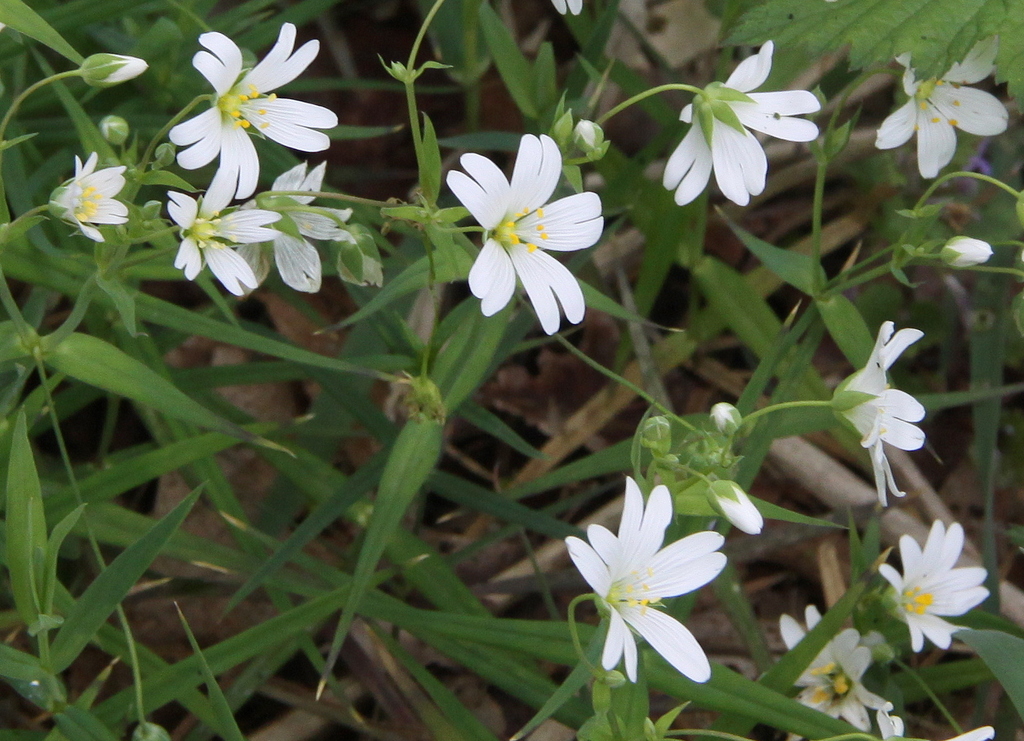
[876,38,1008,178]
[836,321,925,505]
[664,41,820,206]
[169,23,338,199]
[238,162,352,292]
[941,236,992,267]
[79,53,148,87]
[550,0,583,14]
[708,480,763,535]
[878,520,988,652]
[51,152,128,242]
[780,605,887,730]
[565,477,726,683]
[447,134,604,334]
[168,175,282,296]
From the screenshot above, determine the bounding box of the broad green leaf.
[725,217,823,295]
[320,420,444,689]
[49,488,201,671]
[5,412,46,626]
[176,606,247,741]
[959,629,1024,722]
[817,293,874,368]
[730,0,1000,81]
[42,332,272,449]
[0,0,83,63]
[995,5,1024,100]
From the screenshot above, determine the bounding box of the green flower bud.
[639,415,672,457]
[153,142,176,168]
[133,722,172,741]
[709,402,741,434]
[574,119,604,150]
[79,54,148,87]
[551,109,575,148]
[99,115,130,145]
[940,236,992,267]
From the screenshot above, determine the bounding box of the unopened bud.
[940,236,992,267]
[551,110,575,148]
[79,54,148,87]
[573,119,603,150]
[709,402,741,434]
[153,142,176,168]
[709,480,763,535]
[639,415,672,458]
[99,115,130,145]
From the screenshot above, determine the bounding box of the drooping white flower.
[663,41,820,207]
[708,480,763,535]
[941,236,992,267]
[565,477,726,683]
[878,520,989,653]
[447,134,604,334]
[169,23,338,200]
[876,702,993,741]
[779,605,887,730]
[876,38,1008,179]
[168,175,282,296]
[550,0,583,14]
[836,321,925,505]
[51,152,128,242]
[237,162,352,292]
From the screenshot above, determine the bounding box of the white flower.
[710,402,742,434]
[565,477,726,683]
[550,0,583,14]
[837,321,925,505]
[663,41,820,207]
[447,134,604,334]
[877,702,993,741]
[51,152,128,242]
[79,53,148,87]
[237,162,352,292]
[169,23,338,200]
[708,480,763,535]
[878,520,989,652]
[941,236,992,267]
[876,38,1008,179]
[779,605,887,730]
[168,175,282,296]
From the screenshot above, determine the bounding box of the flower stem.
[403,0,450,204]
[596,83,704,126]
[566,594,598,672]
[262,190,391,208]
[914,170,1021,210]
[894,659,964,734]
[740,399,835,429]
[137,94,210,174]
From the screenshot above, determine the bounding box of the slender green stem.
[666,733,878,741]
[740,399,835,428]
[261,190,390,208]
[138,94,210,173]
[0,262,32,338]
[566,593,597,671]
[894,659,963,734]
[962,265,1024,280]
[46,275,97,347]
[402,0,450,195]
[810,157,828,290]
[32,359,147,725]
[597,83,704,126]
[914,171,1021,209]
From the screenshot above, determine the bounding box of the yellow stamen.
[527,243,538,253]
[949,118,959,126]
[536,208,545,218]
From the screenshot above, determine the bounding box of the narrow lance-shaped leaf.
[0,0,84,64]
[176,605,247,741]
[49,487,202,672]
[5,412,47,626]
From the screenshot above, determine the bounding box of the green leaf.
[816,293,874,368]
[725,217,823,295]
[40,504,85,616]
[0,0,83,63]
[420,113,442,204]
[49,488,201,672]
[958,629,1024,722]
[175,606,247,741]
[0,643,48,683]
[753,496,844,529]
[43,332,274,449]
[995,5,1024,100]
[5,412,46,626]
[95,273,139,336]
[730,0,1001,81]
[136,169,198,191]
[478,2,538,118]
[319,420,444,690]
[55,707,121,741]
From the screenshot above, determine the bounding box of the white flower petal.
[526,192,603,252]
[779,613,805,650]
[663,124,713,206]
[271,161,312,195]
[916,112,957,178]
[626,484,673,567]
[273,233,322,292]
[951,729,995,741]
[251,98,338,149]
[171,109,224,169]
[944,37,998,84]
[447,154,510,230]
[735,100,820,142]
[711,122,766,206]
[876,100,917,150]
[508,134,561,213]
[205,246,259,295]
[195,32,243,96]
[566,536,612,596]
[508,245,583,334]
[724,40,774,93]
[602,608,630,675]
[746,89,821,117]
[624,606,712,682]
[174,237,203,279]
[167,192,199,229]
[467,238,515,316]
[244,24,319,92]
[237,243,270,286]
[932,86,1008,137]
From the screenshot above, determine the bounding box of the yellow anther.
[527,243,538,252]
[249,84,260,96]
[811,688,831,705]
[536,208,544,218]
[238,94,250,102]
[230,110,242,117]
[647,567,654,577]
[919,101,928,110]
[510,234,520,244]
[936,80,945,85]
[536,224,545,231]
[540,232,549,240]
[833,675,850,695]
[949,118,959,126]
[259,122,270,129]
[624,584,633,593]
[931,117,941,123]
[953,100,961,106]
[258,109,267,115]
[82,186,96,196]
[240,120,251,128]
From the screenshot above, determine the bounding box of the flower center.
[186,215,226,249]
[902,586,934,615]
[218,84,276,130]
[606,567,659,613]
[492,207,548,253]
[913,79,962,127]
[74,185,103,222]
[808,661,853,704]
